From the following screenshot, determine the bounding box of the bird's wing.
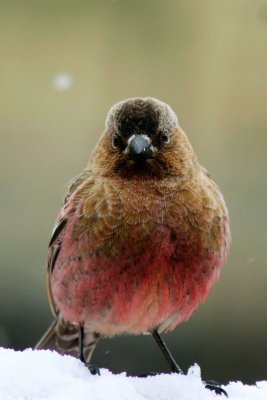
[46,168,92,317]
[38,168,100,360]
[63,169,92,205]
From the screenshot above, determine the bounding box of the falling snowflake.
[53,73,73,91]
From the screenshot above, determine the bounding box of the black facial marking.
[116,100,160,139]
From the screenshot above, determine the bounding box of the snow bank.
[0,348,266,400]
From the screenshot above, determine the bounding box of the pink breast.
[51,219,226,335]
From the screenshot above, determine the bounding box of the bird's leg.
[79,326,100,375]
[152,330,183,374]
[133,330,182,378]
[152,331,227,397]
[79,325,86,363]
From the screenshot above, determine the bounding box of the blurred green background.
[1,0,267,384]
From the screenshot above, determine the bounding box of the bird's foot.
[79,351,100,375]
[83,362,100,375]
[204,380,228,397]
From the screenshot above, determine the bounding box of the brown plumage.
[36,97,230,375]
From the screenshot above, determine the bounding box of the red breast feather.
[51,168,230,336]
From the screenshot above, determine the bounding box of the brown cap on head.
[105,97,178,140]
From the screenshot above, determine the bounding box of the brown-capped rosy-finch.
[36,98,230,395]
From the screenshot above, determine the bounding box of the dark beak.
[127,134,154,161]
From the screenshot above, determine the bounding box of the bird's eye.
[161,130,169,143]
[112,135,120,149]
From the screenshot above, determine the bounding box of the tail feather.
[35,319,59,351]
[35,318,100,362]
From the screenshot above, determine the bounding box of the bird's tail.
[35,318,100,363]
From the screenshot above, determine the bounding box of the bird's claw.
[204,380,228,397]
[84,363,100,375]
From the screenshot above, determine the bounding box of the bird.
[36,97,231,395]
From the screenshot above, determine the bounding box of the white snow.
[0,348,266,400]
[53,73,73,91]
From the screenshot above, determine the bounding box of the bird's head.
[90,97,197,179]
